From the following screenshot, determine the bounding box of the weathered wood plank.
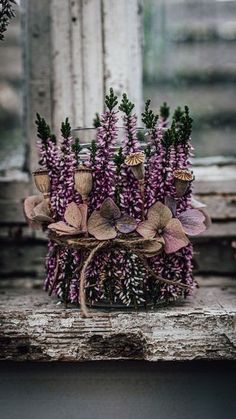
[81,0,104,126]
[194,239,236,275]
[103,0,142,118]
[0,280,235,361]
[70,0,84,127]
[22,0,53,173]
[193,165,236,194]
[194,195,236,220]
[50,0,75,134]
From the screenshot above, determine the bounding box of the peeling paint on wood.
[0,280,235,361]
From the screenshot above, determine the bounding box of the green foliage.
[88,139,97,164]
[0,0,16,41]
[93,112,101,128]
[160,102,170,121]
[141,99,158,129]
[119,93,135,116]
[61,117,71,138]
[162,125,175,149]
[174,105,193,143]
[113,147,124,172]
[144,144,152,158]
[105,88,118,111]
[72,137,82,165]
[173,106,184,124]
[35,113,52,144]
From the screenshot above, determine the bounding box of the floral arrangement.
[24,89,210,317]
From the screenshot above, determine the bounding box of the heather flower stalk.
[119,94,143,221]
[57,118,79,218]
[35,114,60,217]
[90,88,119,210]
[143,102,170,208]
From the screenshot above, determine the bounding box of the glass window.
[143,0,236,157]
[0,2,23,172]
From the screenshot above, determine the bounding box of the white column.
[23,0,143,171]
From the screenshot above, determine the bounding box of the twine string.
[48,233,191,317]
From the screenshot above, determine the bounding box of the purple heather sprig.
[142,101,171,209]
[56,118,80,218]
[119,94,143,221]
[35,114,60,217]
[90,88,119,210]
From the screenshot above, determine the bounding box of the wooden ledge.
[0,277,235,362]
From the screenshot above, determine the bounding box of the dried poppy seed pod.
[74,164,93,201]
[124,152,145,181]
[33,169,50,199]
[174,169,194,198]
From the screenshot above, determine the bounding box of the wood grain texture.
[103,0,143,118]
[51,0,74,135]
[81,0,104,126]
[22,0,52,173]
[0,279,235,361]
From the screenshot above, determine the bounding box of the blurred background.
[1,0,236,174]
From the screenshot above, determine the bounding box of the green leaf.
[35,113,51,144]
[93,113,101,128]
[119,93,135,116]
[141,99,158,129]
[160,102,170,121]
[61,117,71,138]
[105,88,118,111]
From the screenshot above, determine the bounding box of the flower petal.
[191,196,206,209]
[163,219,189,254]
[165,196,177,216]
[64,202,82,228]
[48,221,79,236]
[116,215,137,234]
[88,211,117,240]
[178,209,206,236]
[100,198,121,220]
[32,199,53,223]
[200,208,212,229]
[23,195,43,221]
[136,220,157,239]
[148,201,172,229]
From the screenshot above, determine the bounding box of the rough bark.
[0,277,235,362]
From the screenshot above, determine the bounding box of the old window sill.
[0,276,235,362]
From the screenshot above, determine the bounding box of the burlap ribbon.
[49,233,191,317]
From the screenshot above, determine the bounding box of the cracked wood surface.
[0,277,235,362]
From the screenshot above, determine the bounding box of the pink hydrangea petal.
[88,210,117,240]
[137,220,157,239]
[178,209,206,236]
[163,219,189,254]
[64,202,82,228]
[165,196,177,216]
[100,197,121,220]
[148,201,172,229]
[23,195,43,221]
[116,215,137,234]
[48,221,79,236]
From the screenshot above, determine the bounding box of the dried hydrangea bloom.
[48,202,88,236]
[137,202,189,254]
[23,195,53,228]
[88,198,137,240]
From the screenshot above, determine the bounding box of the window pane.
[143,0,236,157]
[0,4,23,172]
